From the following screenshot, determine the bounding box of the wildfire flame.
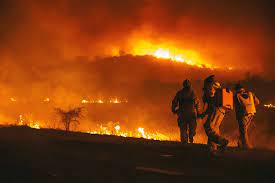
[13,114,201,142]
[137,127,146,138]
[81,99,90,104]
[43,97,50,102]
[17,114,40,129]
[10,97,16,102]
[129,40,219,69]
[87,122,172,141]
[81,98,128,104]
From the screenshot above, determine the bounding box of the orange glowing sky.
[0,0,273,77]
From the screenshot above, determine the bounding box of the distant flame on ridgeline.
[127,39,221,69]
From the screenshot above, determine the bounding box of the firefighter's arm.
[172,93,179,114]
[194,95,201,116]
[233,94,239,108]
[198,102,208,119]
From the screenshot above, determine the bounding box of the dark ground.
[0,126,274,183]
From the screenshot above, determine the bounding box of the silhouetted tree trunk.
[55,107,83,132]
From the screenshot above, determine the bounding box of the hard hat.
[183,79,191,88]
[204,75,215,85]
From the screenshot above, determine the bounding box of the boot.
[189,137,194,144]
[220,139,229,152]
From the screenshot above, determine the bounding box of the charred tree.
[55,107,83,132]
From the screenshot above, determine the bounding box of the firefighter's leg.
[205,107,228,150]
[237,120,244,148]
[180,123,188,143]
[188,118,197,143]
[208,130,228,148]
[242,115,253,149]
[207,138,218,152]
[205,125,218,151]
[178,116,188,143]
[238,115,252,149]
[204,114,218,151]
[238,118,247,148]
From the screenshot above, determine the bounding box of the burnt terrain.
[0,126,274,183]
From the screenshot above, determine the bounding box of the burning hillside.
[126,40,218,69]
[0,54,274,149]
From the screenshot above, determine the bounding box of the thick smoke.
[0,0,274,72]
[0,0,274,148]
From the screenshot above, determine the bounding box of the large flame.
[127,40,218,69]
[18,114,40,129]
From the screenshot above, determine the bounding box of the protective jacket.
[172,88,200,116]
[234,89,260,120]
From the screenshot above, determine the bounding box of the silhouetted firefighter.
[172,79,200,143]
[199,75,233,153]
[55,107,83,132]
[234,83,260,149]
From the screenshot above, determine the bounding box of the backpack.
[237,91,256,115]
[215,88,234,110]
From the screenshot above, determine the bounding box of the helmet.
[204,75,215,85]
[183,79,191,88]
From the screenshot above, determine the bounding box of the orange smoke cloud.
[1,0,274,73]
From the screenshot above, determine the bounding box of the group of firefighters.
[172,75,260,153]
